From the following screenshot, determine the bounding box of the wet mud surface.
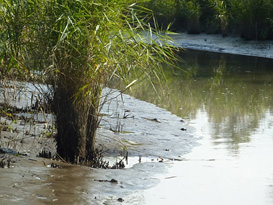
[0,84,198,204]
[170,33,273,59]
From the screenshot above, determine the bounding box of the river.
[1,49,273,204]
[127,50,273,204]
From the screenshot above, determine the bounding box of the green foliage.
[142,0,186,29]
[228,0,273,39]
[145,0,273,39]
[0,0,177,88]
[185,0,201,17]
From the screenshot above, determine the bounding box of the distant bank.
[169,32,273,59]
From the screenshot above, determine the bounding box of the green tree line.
[144,0,273,40]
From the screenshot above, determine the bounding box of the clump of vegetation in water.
[144,0,273,40]
[0,0,177,164]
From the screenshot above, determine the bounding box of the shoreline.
[170,32,273,59]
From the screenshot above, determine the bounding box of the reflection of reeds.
[124,50,273,150]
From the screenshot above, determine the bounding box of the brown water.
[127,50,273,204]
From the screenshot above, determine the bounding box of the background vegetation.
[144,0,273,40]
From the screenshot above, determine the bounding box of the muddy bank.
[99,88,197,159]
[0,84,198,204]
[169,33,273,59]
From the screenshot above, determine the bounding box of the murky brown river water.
[128,50,273,204]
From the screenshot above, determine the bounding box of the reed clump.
[0,0,177,163]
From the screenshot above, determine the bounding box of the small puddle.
[103,156,165,169]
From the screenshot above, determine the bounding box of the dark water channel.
[128,50,273,204]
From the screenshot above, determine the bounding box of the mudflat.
[0,86,197,204]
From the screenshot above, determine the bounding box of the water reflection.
[126,50,273,153]
[122,50,273,204]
